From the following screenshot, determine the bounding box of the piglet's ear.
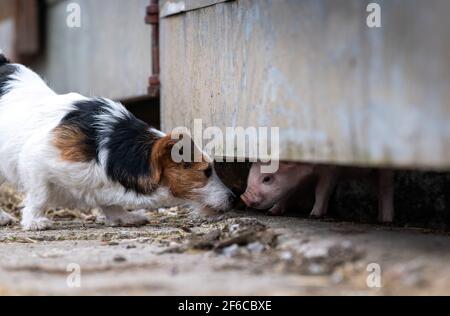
[277,162,298,171]
[150,135,178,184]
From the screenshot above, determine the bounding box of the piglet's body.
[241,162,394,223]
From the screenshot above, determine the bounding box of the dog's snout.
[228,193,238,206]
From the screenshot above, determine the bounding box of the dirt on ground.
[1,184,450,295]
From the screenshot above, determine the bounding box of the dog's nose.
[228,193,237,206]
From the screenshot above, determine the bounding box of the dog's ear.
[150,135,178,184]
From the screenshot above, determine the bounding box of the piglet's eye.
[262,176,273,184]
[204,166,213,178]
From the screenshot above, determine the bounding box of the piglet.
[241,162,394,223]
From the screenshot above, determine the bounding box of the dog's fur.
[0,55,234,230]
[0,209,16,226]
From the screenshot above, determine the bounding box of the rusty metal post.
[145,0,160,98]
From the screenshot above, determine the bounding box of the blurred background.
[0,0,159,124]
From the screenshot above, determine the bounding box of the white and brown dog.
[0,54,235,230]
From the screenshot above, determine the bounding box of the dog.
[0,54,236,230]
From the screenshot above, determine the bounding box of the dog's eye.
[204,166,213,178]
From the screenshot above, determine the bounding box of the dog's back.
[0,54,14,97]
[0,54,56,99]
[0,53,9,65]
[0,54,82,187]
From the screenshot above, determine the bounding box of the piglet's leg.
[267,196,290,216]
[310,169,338,218]
[377,170,394,223]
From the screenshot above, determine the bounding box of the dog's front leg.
[21,194,53,231]
[0,209,17,226]
[101,206,149,227]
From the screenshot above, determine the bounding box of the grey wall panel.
[160,0,231,17]
[161,0,450,169]
[32,0,151,100]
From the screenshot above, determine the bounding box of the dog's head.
[150,134,236,213]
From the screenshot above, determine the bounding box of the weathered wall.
[31,0,151,100]
[160,0,450,169]
[0,0,17,59]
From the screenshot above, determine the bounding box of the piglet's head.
[151,134,236,213]
[241,162,299,210]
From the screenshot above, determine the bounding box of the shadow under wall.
[123,96,160,130]
[121,96,450,231]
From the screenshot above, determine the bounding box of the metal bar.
[145,0,160,98]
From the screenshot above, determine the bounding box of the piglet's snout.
[241,190,260,208]
[240,194,251,207]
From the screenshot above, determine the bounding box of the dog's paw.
[0,210,17,226]
[105,211,149,227]
[95,215,106,224]
[21,217,54,231]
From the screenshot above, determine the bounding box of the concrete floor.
[0,208,449,295]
